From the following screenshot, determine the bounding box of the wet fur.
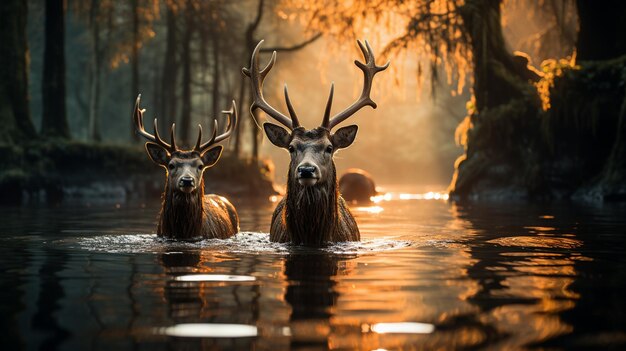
[270,157,359,245]
[158,177,238,240]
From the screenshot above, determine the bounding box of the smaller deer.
[243,40,388,245]
[133,95,239,240]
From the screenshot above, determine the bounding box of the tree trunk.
[211,28,220,123]
[598,90,626,199]
[574,1,626,200]
[160,5,178,132]
[251,109,260,161]
[459,0,539,113]
[0,0,36,144]
[130,0,139,141]
[234,79,246,156]
[42,0,70,139]
[180,0,194,146]
[576,0,626,61]
[449,0,542,197]
[88,0,102,141]
[245,0,264,161]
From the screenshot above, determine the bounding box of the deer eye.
[168,163,176,170]
[325,145,333,153]
[288,145,295,153]
[197,165,203,170]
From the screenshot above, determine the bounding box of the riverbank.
[449,55,626,202]
[0,141,277,205]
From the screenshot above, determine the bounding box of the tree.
[84,0,116,141]
[0,0,37,144]
[179,0,194,146]
[159,3,179,131]
[576,0,626,61]
[42,0,70,139]
[129,0,140,141]
[233,0,321,160]
[88,0,103,141]
[574,0,626,199]
[233,0,266,158]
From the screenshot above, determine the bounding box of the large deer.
[243,40,389,245]
[133,95,239,240]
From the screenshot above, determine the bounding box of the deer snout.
[297,165,317,178]
[178,176,196,192]
[297,164,319,186]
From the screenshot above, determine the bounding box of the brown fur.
[157,164,238,241]
[270,142,359,245]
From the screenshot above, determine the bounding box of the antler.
[323,40,389,130]
[242,40,300,130]
[133,94,177,153]
[193,100,238,154]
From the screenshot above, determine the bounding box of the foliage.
[535,54,578,111]
[283,0,471,94]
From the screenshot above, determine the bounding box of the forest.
[1,0,625,203]
[3,2,626,350]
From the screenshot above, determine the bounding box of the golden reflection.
[369,322,435,334]
[448,202,593,349]
[487,236,582,249]
[144,197,595,350]
[369,191,450,203]
[470,251,582,348]
[353,205,384,214]
[400,192,450,200]
[370,193,392,203]
[173,274,256,282]
[155,323,258,338]
[525,226,557,233]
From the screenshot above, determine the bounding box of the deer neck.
[284,163,338,245]
[159,179,205,240]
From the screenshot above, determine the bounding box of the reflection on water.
[156,323,258,338]
[369,322,435,334]
[1,187,626,349]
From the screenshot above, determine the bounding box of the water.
[1,186,626,350]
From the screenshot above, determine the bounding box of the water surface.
[1,186,625,350]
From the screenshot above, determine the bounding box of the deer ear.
[201,145,223,168]
[145,142,170,166]
[331,125,358,149]
[263,122,291,149]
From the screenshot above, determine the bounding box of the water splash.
[57,231,413,256]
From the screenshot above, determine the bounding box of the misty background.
[22,0,575,186]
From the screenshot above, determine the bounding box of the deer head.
[243,40,388,187]
[133,95,237,194]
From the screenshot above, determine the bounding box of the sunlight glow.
[368,322,435,334]
[156,323,257,338]
[354,206,384,214]
[371,191,450,202]
[174,274,256,282]
[370,193,393,203]
[400,192,449,200]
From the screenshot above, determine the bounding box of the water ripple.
[58,232,412,255]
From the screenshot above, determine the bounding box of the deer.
[133,95,239,241]
[243,40,389,245]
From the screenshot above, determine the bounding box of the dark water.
[1,186,626,350]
